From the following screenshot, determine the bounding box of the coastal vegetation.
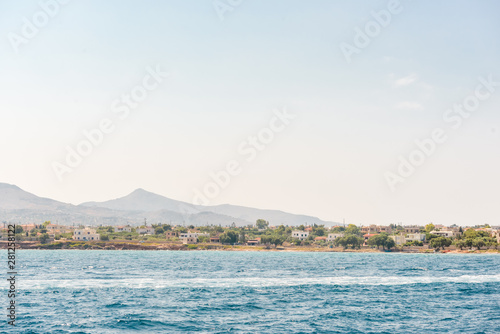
[1,220,498,253]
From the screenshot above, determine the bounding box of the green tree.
[367,234,382,249]
[464,238,474,249]
[14,225,24,234]
[256,219,269,230]
[425,223,435,233]
[101,235,109,241]
[175,226,188,233]
[345,224,360,236]
[366,233,393,250]
[271,235,285,247]
[476,230,490,238]
[473,238,486,250]
[430,237,452,250]
[335,235,363,249]
[313,225,326,237]
[260,235,272,245]
[368,234,381,249]
[198,235,209,243]
[454,239,466,250]
[40,233,50,244]
[331,226,345,233]
[385,237,396,250]
[238,232,247,244]
[425,232,439,242]
[463,229,478,239]
[220,231,238,245]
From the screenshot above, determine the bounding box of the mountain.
[80,188,335,226]
[0,183,137,225]
[81,188,198,214]
[0,183,336,226]
[0,183,72,211]
[208,204,330,227]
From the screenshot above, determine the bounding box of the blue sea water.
[1,250,499,333]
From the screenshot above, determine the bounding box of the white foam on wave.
[17,274,500,290]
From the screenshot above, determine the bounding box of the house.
[390,234,406,245]
[327,233,344,241]
[114,226,132,233]
[406,233,426,242]
[179,232,209,239]
[404,225,422,234]
[182,237,197,244]
[378,226,392,234]
[46,224,59,232]
[179,232,209,244]
[210,236,220,243]
[430,230,457,238]
[363,233,377,243]
[390,233,426,245]
[292,230,309,240]
[73,228,100,241]
[492,230,500,243]
[165,231,178,239]
[247,238,261,246]
[314,236,327,241]
[136,226,155,235]
[361,225,392,234]
[44,224,75,234]
[20,224,41,232]
[361,225,378,234]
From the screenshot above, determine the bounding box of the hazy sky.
[1,0,499,226]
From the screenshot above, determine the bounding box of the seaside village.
[2,220,500,252]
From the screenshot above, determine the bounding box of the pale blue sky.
[0,0,499,226]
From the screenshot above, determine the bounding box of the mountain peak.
[131,188,148,194]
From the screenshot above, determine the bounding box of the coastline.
[2,241,498,254]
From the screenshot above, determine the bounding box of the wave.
[15,274,500,290]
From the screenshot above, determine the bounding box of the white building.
[430,230,456,238]
[179,232,209,239]
[390,235,406,246]
[491,230,500,243]
[179,232,209,243]
[136,226,155,235]
[406,233,426,242]
[390,233,426,246]
[327,233,344,242]
[114,226,132,233]
[292,230,309,241]
[73,228,100,241]
[182,237,198,244]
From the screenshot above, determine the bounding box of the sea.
[2,250,499,333]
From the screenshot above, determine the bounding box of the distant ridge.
[0,183,336,227]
